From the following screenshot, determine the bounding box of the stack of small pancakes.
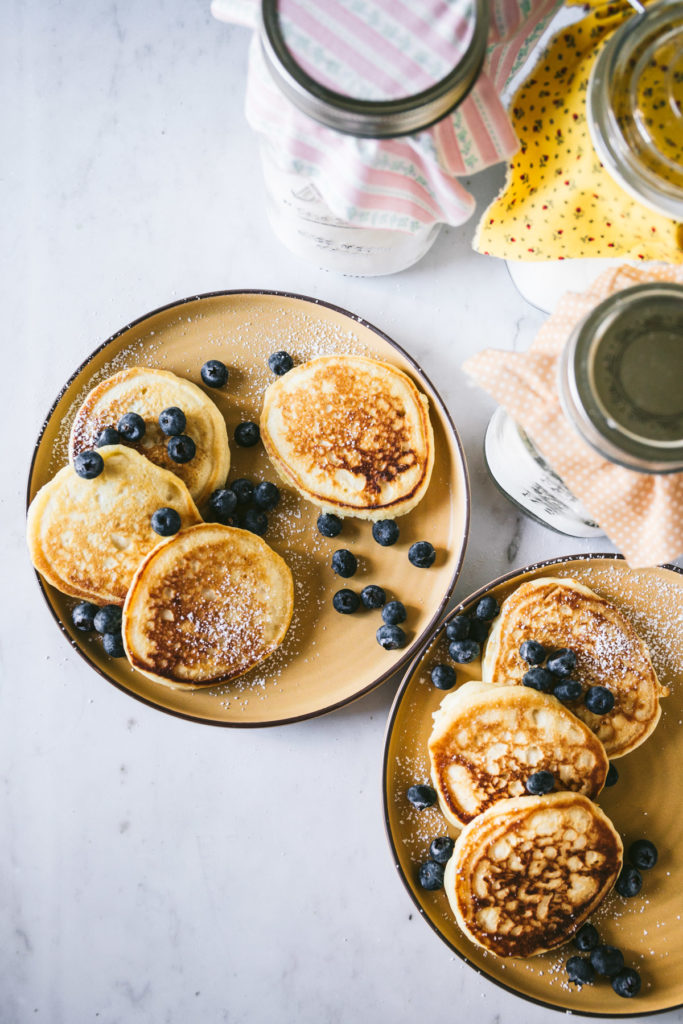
[28,354,436,689]
[427,578,665,958]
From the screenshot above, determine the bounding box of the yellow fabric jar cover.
[474,0,683,262]
[463,264,683,567]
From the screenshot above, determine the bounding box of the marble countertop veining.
[3,2,681,1023]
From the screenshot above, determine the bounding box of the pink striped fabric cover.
[212,0,562,231]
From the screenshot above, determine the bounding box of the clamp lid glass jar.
[259,0,489,136]
[588,0,683,219]
[558,282,683,473]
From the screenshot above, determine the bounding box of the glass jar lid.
[588,0,683,220]
[259,0,489,137]
[559,282,683,473]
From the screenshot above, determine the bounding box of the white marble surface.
[3,3,681,1023]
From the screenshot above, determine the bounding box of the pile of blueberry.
[518,639,617,716]
[428,595,499,689]
[71,601,125,658]
[208,478,280,536]
[321,513,437,650]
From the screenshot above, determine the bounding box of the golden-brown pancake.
[123,523,294,688]
[69,366,229,507]
[444,792,623,957]
[27,445,201,605]
[429,681,608,828]
[482,577,665,758]
[260,355,434,520]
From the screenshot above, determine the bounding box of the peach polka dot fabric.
[474,0,683,263]
[463,264,683,567]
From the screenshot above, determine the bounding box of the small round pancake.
[482,577,665,758]
[260,355,434,520]
[27,445,201,605]
[123,524,294,689]
[69,366,230,507]
[445,792,623,958]
[429,681,608,829]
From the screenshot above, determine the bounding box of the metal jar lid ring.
[259,0,489,138]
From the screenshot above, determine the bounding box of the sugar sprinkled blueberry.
[331,549,357,578]
[519,639,546,665]
[474,595,499,620]
[234,421,260,447]
[430,664,457,690]
[158,407,186,436]
[253,481,280,510]
[200,359,228,388]
[333,589,360,614]
[96,427,121,448]
[615,864,642,899]
[429,836,455,864]
[408,541,436,568]
[522,666,555,692]
[74,450,104,479]
[382,600,406,625]
[566,957,595,986]
[546,647,577,678]
[406,784,437,809]
[243,508,268,536]
[525,770,554,795]
[448,639,480,664]
[629,839,658,870]
[573,923,599,952]
[117,412,146,442]
[72,601,98,632]
[590,945,625,978]
[417,860,444,891]
[93,605,123,635]
[167,434,196,463]
[317,513,342,538]
[268,350,293,376]
[209,488,237,522]
[553,678,583,703]
[231,478,254,506]
[102,632,125,658]
[445,616,470,641]
[151,507,181,536]
[612,967,642,998]
[372,520,399,546]
[376,624,406,650]
[585,685,615,715]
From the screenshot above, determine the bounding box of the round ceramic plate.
[383,554,683,1016]
[27,291,469,726]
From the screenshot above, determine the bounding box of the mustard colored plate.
[27,291,469,726]
[383,554,683,1016]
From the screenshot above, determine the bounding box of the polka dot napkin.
[474,0,683,263]
[463,264,683,567]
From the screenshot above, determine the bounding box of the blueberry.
[231,478,254,506]
[243,508,268,536]
[200,359,228,388]
[117,412,146,442]
[96,426,121,448]
[332,549,357,578]
[268,350,293,376]
[605,762,619,787]
[234,421,260,447]
[522,666,555,692]
[474,595,499,620]
[615,864,642,898]
[573,923,599,952]
[566,956,595,986]
[102,631,125,658]
[158,407,186,436]
[590,945,625,977]
[448,639,480,664]
[360,584,386,609]
[417,860,444,891]
[584,685,615,715]
[151,507,181,536]
[407,784,437,809]
[382,600,406,625]
[74,450,104,479]
[546,648,577,678]
[317,513,343,538]
[408,541,436,568]
[553,678,583,702]
[71,601,98,632]
[611,967,642,998]
[468,618,490,644]
[167,434,196,463]
[629,839,658,870]
[372,520,399,546]
[445,616,470,641]
[519,639,546,665]
[525,770,554,795]
[93,605,122,634]
[430,664,457,690]
[253,481,280,510]
[333,589,360,614]
[208,488,238,522]
[377,624,406,650]
[429,836,455,864]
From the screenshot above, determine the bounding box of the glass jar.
[587,0,683,221]
[485,281,683,534]
[255,0,489,275]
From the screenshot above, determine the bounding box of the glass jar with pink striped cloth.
[212,0,561,275]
